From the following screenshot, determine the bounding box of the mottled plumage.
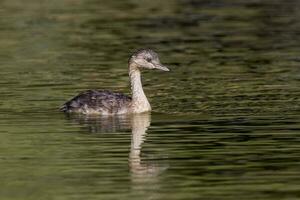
[60,49,169,115]
[60,90,132,115]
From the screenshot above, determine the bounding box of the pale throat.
[129,64,151,113]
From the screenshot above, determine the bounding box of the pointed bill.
[154,64,170,71]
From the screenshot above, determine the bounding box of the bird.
[60,49,170,115]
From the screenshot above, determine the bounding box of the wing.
[60,90,131,114]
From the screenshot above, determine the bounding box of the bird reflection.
[65,113,167,180]
[66,113,132,133]
[129,113,154,176]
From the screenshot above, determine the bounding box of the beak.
[154,63,170,71]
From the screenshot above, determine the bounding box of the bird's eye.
[146,57,151,62]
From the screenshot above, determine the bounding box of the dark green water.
[1,0,300,199]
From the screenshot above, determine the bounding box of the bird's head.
[129,49,170,71]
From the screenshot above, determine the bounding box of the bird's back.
[60,90,132,115]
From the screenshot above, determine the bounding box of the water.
[1,0,300,199]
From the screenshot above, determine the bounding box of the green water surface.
[1,0,300,199]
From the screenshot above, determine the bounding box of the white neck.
[129,64,151,113]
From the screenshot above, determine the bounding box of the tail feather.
[59,104,68,112]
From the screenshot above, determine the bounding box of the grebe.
[60,49,170,115]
